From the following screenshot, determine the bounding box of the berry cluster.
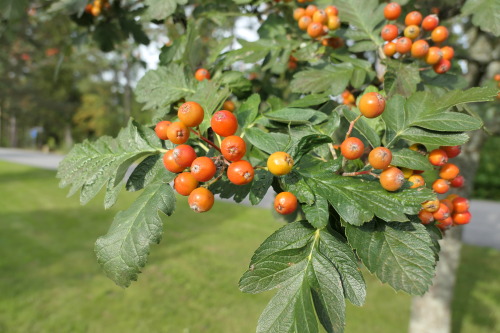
[84,0,109,16]
[342,90,356,106]
[381,3,453,74]
[293,5,341,46]
[336,92,473,232]
[155,101,297,216]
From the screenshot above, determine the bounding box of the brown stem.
[345,114,362,139]
[203,173,223,188]
[342,170,378,178]
[190,128,222,153]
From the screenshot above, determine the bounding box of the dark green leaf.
[265,108,328,125]
[238,93,261,129]
[245,127,289,155]
[289,95,330,108]
[288,134,332,163]
[344,219,438,295]
[412,112,483,132]
[144,0,188,20]
[290,64,353,96]
[95,182,176,287]
[250,170,274,206]
[302,196,329,229]
[384,59,421,98]
[126,155,176,192]
[391,148,434,171]
[462,0,500,36]
[400,127,469,146]
[343,106,381,147]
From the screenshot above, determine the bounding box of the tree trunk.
[63,124,73,149]
[9,113,17,147]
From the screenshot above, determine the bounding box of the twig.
[190,128,221,153]
[345,114,362,139]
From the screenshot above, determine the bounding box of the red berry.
[452,197,470,213]
[190,156,217,182]
[211,110,238,137]
[450,175,464,188]
[422,15,439,31]
[274,192,298,215]
[221,136,247,162]
[433,202,450,220]
[381,24,399,41]
[178,101,204,127]
[384,2,402,20]
[195,68,210,81]
[166,121,190,145]
[452,211,471,225]
[428,149,448,166]
[433,59,451,74]
[440,145,461,158]
[155,121,171,140]
[174,172,199,196]
[432,178,450,194]
[405,11,423,26]
[173,144,197,168]
[368,147,392,169]
[379,167,405,191]
[163,150,185,173]
[227,160,254,185]
[341,137,365,160]
[188,187,214,213]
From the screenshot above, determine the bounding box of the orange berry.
[307,22,324,38]
[293,8,306,20]
[452,197,470,213]
[432,178,450,194]
[305,4,317,17]
[211,110,238,137]
[380,167,405,191]
[441,46,454,60]
[155,120,171,140]
[368,147,392,169]
[221,136,247,162]
[452,211,471,225]
[178,101,204,127]
[312,10,328,24]
[227,160,254,185]
[404,25,420,40]
[422,199,440,213]
[425,46,443,65]
[359,92,386,118]
[428,149,448,166]
[341,137,365,160]
[274,192,298,215]
[190,156,217,182]
[411,39,429,58]
[381,24,399,41]
[384,2,402,20]
[163,150,185,173]
[408,174,425,188]
[223,100,236,112]
[327,15,341,30]
[325,5,338,16]
[431,26,449,43]
[433,59,451,74]
[440,198,454,214]
[384,42,397,57]
[267,151,294,176]
[194,68,210,81]
[173,144,197,168]
[298,16,312,30]
[433,202,450,220]
[405,11,423,26]
[166,121,190,145]
[439,163,460,180]
[174,172,199,196]
[395,37,412,54]
[422,15,439,31]
[188,187,214,213]
[418,209,434,225]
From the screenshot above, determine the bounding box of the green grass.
[0,161,498,333]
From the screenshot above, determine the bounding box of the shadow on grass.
[452,245,500,332]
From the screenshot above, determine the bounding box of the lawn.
[0,160,498,333]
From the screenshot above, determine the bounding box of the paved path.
[1,148,498,250]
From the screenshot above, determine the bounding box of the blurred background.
[0,0,499,332]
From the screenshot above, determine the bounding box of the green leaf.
[301,168,435,225]
[348,41,379,53]
[384,59,421,98]
[344,219,438,295]
[265,108,328,125]
[288,134,332,163]
[209,176,252,203]
[135,64,194,111]
[290,64,353,96]
[381,94,406,139]
[57,120,160,206]
[343,106,381,147]
[462,0,500,36]
[240,221,366,333]
[48,0,86,15]
[95,181,176,287]
[289,95,330,108]
[283,171,315,205]
[431,87,498,112]
[217,71,252,97]
[412,112,483,132]
[250,170,274,206]
[245,127,289,155]
[144,0,188,20]
[238,93,261,129]
[333,0,384,47]
[391,149,434,171]
[126,155,176,192]
[302,196,329,229]
[399,127,469,146]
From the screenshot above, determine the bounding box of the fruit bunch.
[84,0,109,16]
[336,91,472,232]
[417,144,471,230]
[155,101,296,216]
[381,2,453,74]
[293,4,341,44]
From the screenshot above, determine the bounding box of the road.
[1,147,498,250]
